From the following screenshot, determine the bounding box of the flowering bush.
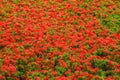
[0,0,120,80]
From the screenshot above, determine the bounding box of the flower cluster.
[0,0,120,80]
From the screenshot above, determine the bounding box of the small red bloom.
[81,14,86,20]
[3,59,10,65]
[1,65,8,72]
[52,70,57,76]
[9,64,16,73]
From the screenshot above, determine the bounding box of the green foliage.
[74,21,79,25]
[1,4,11,18]
[105,70,114,76]
[16,38,22,42]
[16,59,27,78]
[24,44,32,49]
[49,28,55,35]
[50,76,55,80]
[96,69,106,80]
[113,54,120,63]
[13,0,19,4]
[16,71,25,78]
[94,48,107,57]
[54,55,59,68]
[62,53,69,61]
[100,14,120,33]
[84,43,91,50]
[28,72,41,79]
[90,59,113,71]
[0,59,2,62]
[29,63,37,71]
[78,76,86,80]
[17,46,24,52]
[90,59,116,79]
[55,66,67,76]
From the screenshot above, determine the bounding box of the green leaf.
[56,66,67,75]
[18,46,24,52]
[0,59,2,62]
[16,71,24,78]
[97,69,106,80]
[78,76,86,80]
[49,28,55,35]
[62,53,69,61]
[13,0,19,4]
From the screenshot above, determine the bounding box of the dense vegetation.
[0,0,120,80]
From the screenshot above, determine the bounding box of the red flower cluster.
[0,0,120,80]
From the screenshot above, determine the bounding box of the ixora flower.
[1,65,8,72]
[9,64,16,73]
[3,59,10,65]
[0,0,120,79]
[1,64,16,73]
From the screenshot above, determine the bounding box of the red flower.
[9,64,16,73]
[44,76,50,80]
[52,70,57,76]
[60,60,67,68]
[3,59,10,65]
[1,65,8,72]
[81,14,86,20]
[92,68,99,73]
[35,77,41,80]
